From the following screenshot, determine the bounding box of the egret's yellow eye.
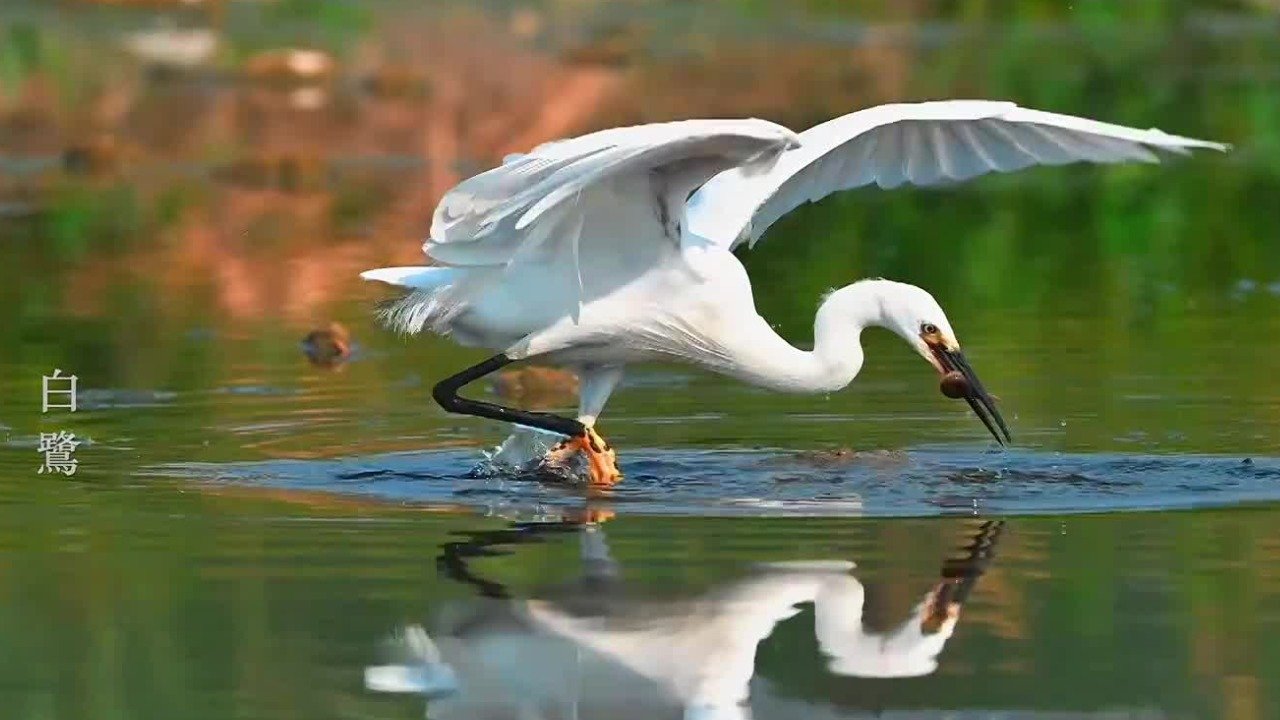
[921,323,939,335]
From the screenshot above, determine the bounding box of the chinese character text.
[37,431,81,476]
[42,369,78,413]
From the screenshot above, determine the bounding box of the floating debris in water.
[301,322,352,369]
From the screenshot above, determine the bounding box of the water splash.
[473,426,584,482]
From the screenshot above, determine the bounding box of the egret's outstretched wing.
[427,119,799,268]
[684,100,1228,250]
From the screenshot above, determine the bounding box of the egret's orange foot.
[545,427,621,486]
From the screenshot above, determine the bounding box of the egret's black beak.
[933,345,1011,446]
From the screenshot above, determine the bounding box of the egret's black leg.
[432,354,586,437]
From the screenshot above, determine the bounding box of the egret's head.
[878,282,1011,445]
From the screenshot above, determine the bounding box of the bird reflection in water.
[366,516,1002,719]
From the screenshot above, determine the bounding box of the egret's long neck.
[725,282,886,393]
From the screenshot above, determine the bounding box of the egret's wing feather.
[427,119,799,267]
[684,100,1228,249]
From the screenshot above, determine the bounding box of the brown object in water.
[302,322,351,368]
[939,371,970,399]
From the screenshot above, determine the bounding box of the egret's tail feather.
[363,266,468,336]
[375,289,464,336]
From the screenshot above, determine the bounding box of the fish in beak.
[927,340,1011,446]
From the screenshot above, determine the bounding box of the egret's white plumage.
[685,100,1225,248]
[363,100,1225,454]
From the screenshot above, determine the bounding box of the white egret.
[362,100,1226,484]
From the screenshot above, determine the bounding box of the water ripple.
[141,447,1280,518]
